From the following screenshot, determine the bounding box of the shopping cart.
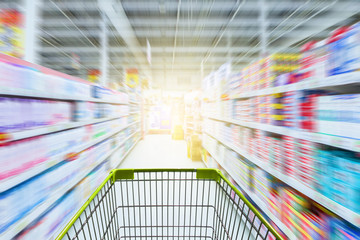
[56,169,283,240]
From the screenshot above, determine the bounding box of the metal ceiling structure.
[37,0,360,90]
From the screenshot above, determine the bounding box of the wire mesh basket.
[56,169,283,240]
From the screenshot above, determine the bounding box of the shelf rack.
[203,131,360,228]
[229,71,360,99]
[0,87,129,105]
[205,115,360,152]
[204,142,297,239]
[0,115,130,144]
[1,121,140,193]
[1,130,140,240]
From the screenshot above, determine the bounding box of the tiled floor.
[119,134,205,168]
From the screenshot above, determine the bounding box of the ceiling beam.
[44,63,227,69]
[40,46,267,53]
[272,4,360,51]
[40,17,352,28]
[39,28,330,38]
[121,0,358,13]
[98,0,151,77]
[42,1,359,13]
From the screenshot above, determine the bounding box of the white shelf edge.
[229,71,360,99]
[0,88,129,105]
[0,132,127,240]
[1,115,130,144]
[206,115,360,152]
[129,111,140,115]
[204,131,360,228]
[203,145,296,240]
[202,157,209,168]
[0,121,139,192]
[129,101,140,105]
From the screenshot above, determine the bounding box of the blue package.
[330,178,360,213]
[329,166,360,187]
[330,217,360,239]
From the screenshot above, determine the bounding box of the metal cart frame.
[56,169,283,240]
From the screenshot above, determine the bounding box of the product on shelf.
[0,97,72,133]
[201,20,360,240]
[316,94,360,139]
[315,149,360,214]
[296,139,318,188]
[0,127,88,181]
[0,138,113,234]
[15,161,109,240]
[327,24,360,76]
[92,85,129,103]
[299,39,328,81]
[0,8,24,58]
[224,149,252,192]
[73,101,94,121]
[0,52,142,240]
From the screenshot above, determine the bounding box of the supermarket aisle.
[119,134,205,168]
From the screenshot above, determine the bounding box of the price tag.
[0,133,11,142]
[354,141,360,152]
[65,152,79,161]
[355,216,360,226]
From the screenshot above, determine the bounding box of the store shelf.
[230,71,360,99]
[203,144,296,240]
[0,131,140,240]
[0,116,130,144]
[0,121,139,193]
[113,136,140,167]
[201,154,209,168]
[204,131,360,228]
[0,87,129,105]
[206,115,360,152]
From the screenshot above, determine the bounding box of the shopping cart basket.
[56,169,283,240]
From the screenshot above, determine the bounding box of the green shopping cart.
[56,169,283,240]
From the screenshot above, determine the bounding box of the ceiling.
[37,0,360,90]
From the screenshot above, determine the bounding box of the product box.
[329,218,360,239]
[327,24,360,75]
[329,166,360,188]
[316,94,360,139]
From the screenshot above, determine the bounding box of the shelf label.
[65,152,80,161]
[356,217,360,226]
[0,133,11,142]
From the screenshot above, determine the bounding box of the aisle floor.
[119,134,205,168]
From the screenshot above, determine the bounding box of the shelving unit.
[112,136,141,168]
[205,115,360,152]
[203,138,297,239]
[2,131,140,240]
[0,116,129,144]
[229,71,360,99]
[184,92,203,138]
[0,121,140,192]
[0,88,129,105]
[203,130,360,228]
[200,21,360,239]
[3,1,360,239]
[0,54,142,239]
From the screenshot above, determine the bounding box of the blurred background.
[0,0,360,239]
